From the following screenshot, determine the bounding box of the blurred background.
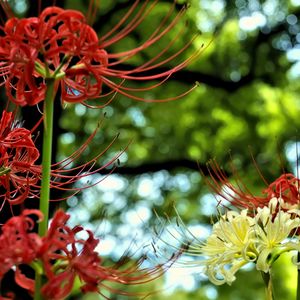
[4,0,300,299]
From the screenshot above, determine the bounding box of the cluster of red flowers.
[0,110,122,209]
[0,2,198,107]
[0,110,40,207]
[0,209,168,300]
[206,160,300,211]
[0,6,107,105]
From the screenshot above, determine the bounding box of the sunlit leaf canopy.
[4,0,300,299]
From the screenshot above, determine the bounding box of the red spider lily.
[262,173,300,208]
[0,109,122,209]
[0,209,177,299]
[39,210,107,299]
[0,209,42,294]
[205,160,300,211]
[0,110,41,207]
[39,210,102,299]
[39,209,179,300]
[0,1,200,106]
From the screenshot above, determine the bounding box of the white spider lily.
[201,209,258,285]
[254,202,300,272]
[199,198,300,285]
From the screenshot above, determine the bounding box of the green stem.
[39,78,55,236]
[34,78,56,300]
[261,271,274,300]
[34,274,42,300]
[297,252,300,300]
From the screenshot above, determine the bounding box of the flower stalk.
[39,78,55,237]
[34,274,42,300]
[261,271,274,300]
[35,78,56,300]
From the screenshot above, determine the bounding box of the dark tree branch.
[115,159,202,174]
[113,63,273,92]
[89,159,209,176]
